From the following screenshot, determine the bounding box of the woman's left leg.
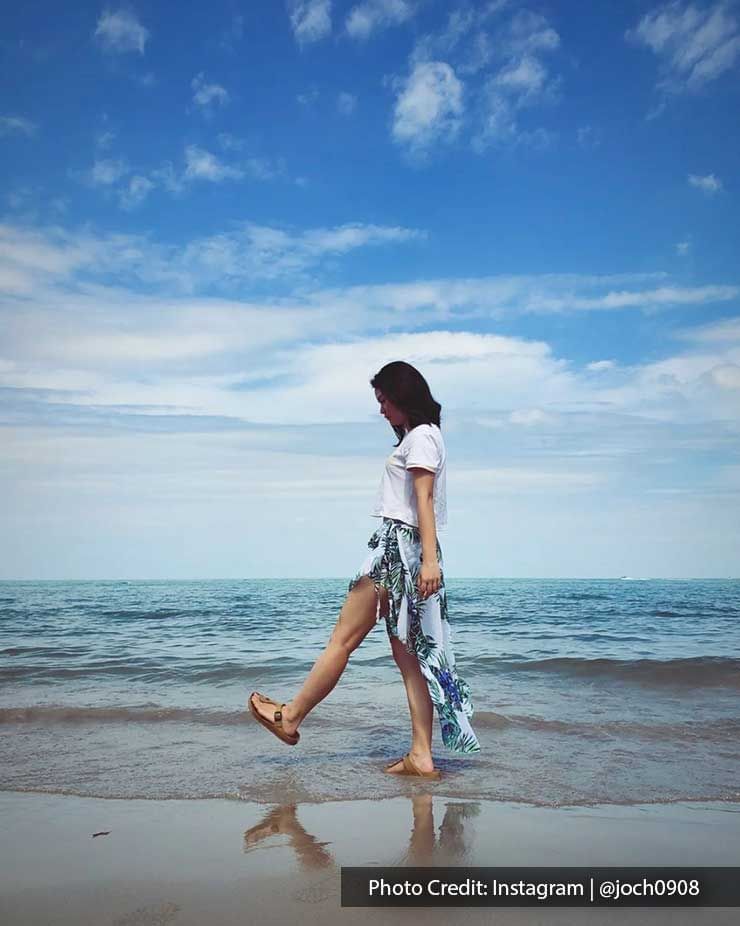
[387,634,436,773]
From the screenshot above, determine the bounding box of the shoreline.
[3,786,740,808]
[1,791,739,925]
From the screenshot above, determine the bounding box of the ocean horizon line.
[1,575,738,583]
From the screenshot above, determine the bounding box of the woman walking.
[248,361,480,778]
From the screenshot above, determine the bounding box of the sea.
[1,578,739,807]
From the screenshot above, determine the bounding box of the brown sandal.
[384,753,441,779]
[248,691,300,746]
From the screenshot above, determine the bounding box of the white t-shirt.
[371,423,447,531]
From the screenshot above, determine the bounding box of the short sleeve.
[404,426,441,473]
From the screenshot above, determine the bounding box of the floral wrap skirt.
[348,517,481,754]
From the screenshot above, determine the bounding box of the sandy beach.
[1,791,739,926]
[3,579,739,925]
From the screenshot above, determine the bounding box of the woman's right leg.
[387,634,436,773]
[249,575,384,736]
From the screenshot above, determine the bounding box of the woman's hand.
[417,559,441,599]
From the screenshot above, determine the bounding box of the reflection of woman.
[249,361,480,777]
[243,805,333,869]
[242,798,481,870]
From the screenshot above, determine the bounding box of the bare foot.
[386,751,436,774]
[249,693,299,737]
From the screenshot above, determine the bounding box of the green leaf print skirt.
[348,517,481,754]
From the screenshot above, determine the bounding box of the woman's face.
[374,388,409,431]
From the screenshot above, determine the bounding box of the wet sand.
[1,791,739,925]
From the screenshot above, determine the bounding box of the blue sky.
[1,0,739,579]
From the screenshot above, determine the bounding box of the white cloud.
[287,0,332,45]
[410,2,511,76]
[300,223,424,251]
[346,0,416,40]
[589,338,740,422]
[688,172,723,193]
[646,99,668,120]
[710,364,740,388]
[173,221,426,288]
[501,8,560,56]
[211,140,286,183]
[460,30,495,75]
[0,224,101,289]
[296,87,320,106]
[246,157,288,181]
[676,239,691,255]
[191,72,230,111]
[1,227,702,318]
[626,0,740,93]
[4,280,740,481]
[149,161,185,195]
[390,61,465,158]
[528,284,737,312]
[95,129,116,149]
[217,133,245,151]
[94,7,150,55]
[183,146,244,182]
[577,125,601,148]
[132,71,155,87]
[674,316,740,343]
[119,175,155,210]
[0,220,426,297]
[494,54,548,95]
[337,91,357,115]
[3,222,740,584]
[642,352,740,400]
[509,407,557,426]
[78,143,290,207]
[218,13,245,52]
[2,227,737,436]
[455,466,606,490]
[165,149,286,193]
[406,6,562,154]
[0,115,38,137]
[300,273,736,321]
[471,11,561,151]
[90,158,129,186]
[412,6,476,62]
[6,186,35,211]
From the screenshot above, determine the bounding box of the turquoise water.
[1,578,739,806]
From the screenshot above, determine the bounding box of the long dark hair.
[370,361,442,447]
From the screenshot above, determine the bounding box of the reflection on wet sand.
[243,804,333,869]
[242,795,482,868]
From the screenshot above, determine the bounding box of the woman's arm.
[409,467,441,597]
